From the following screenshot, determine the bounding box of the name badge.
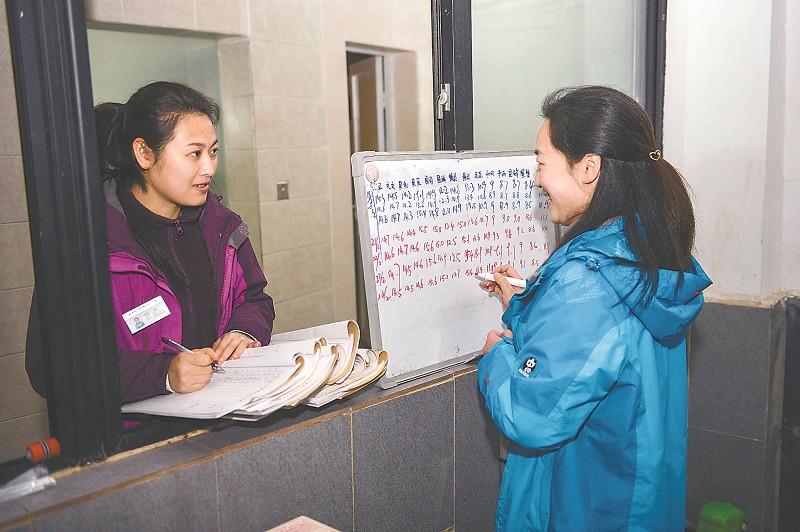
[122,296,171,334]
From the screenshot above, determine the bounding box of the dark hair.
[541,85,695,301]
[95,81,220,287]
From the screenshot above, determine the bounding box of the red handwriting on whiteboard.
[366,162,553,302]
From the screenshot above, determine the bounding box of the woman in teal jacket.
[479,86,712,531]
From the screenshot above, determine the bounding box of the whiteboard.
[351,151,555,387]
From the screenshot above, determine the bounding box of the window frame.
[6,0,213,466]
[6,0,668,467]
[644,0,668,149]
[431,0,473,151]
[432,0,667,151]
[7,0,119,465]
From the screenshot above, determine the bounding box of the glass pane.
[86,28,228,200]
[472,0,647,150]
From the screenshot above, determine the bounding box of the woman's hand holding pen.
[213,331,261,364]
[478,263,525,310]
[167,348,215,393]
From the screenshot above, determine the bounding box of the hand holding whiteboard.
[351,150,556,387]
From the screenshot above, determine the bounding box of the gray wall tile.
[0,499,29,527]
[0,287,32,357]
[687,427,765,532]
[0,413,49,464]
[0,222,33,290]
[1,522,32,532]
[762,422,782,532]
[188,421,282,451]
[455,371,502,532]
[190,404,351,452]
[0,155,27,224]
[0,353,47,421]
[689,303,771,439]
[217,415,352,532]
[780,297,800,529]
[31,461,218,532]
[18,439,211,514]
[352,382,454,532]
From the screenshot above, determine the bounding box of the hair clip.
[649,150,661,161]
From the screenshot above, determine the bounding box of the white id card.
[122,296,171,334]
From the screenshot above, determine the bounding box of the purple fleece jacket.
[26,180,275,404]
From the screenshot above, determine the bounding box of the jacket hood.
[563,219,712,343]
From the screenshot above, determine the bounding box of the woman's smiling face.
[534,119,598,226]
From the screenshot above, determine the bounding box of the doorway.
[346,46,424,347]
[347,49,389,347]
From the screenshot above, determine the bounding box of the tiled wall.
[321,0,433,321]
[780,298,800,529]
[0,300,795,530]
[687,300,786,531]
[0,368,501,532]
[0,0,432,461]
[248,0,335,331]
[218,37,261,259]
[0,2,49,464]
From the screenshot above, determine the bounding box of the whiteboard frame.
[352,149,541,388]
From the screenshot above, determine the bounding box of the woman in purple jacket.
[26,82,275,404]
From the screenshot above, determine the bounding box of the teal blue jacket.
[478,219,711,531]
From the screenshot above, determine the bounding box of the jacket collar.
[103,179,248,256]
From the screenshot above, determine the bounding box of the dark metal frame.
[432,0,667,152]
[4,0,669,468]
[644,0,668,149]
[6,0,119,465]
[780,298,800,531]
[431,0,473,151]
[5,0,210,467]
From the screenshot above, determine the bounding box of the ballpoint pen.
[161,337,224,372]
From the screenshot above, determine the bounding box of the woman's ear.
[578,154,601,184]
[132,138,154,171]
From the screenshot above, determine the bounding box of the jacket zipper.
[211,230,223,329]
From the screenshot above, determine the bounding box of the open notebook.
[121,320,388,421]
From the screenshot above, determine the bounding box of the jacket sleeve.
[118,349,175,404]
[478,259,628,451]
[224,238,275,343]
[26,289,176,405]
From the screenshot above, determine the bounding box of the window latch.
[436,83,451,120]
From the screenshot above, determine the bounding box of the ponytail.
[541,86,696,302]
[95,102,142,187]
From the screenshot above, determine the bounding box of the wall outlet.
[277,181,289,200]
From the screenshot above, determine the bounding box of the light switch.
[277,181,289,200]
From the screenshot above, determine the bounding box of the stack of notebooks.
[121,320,388,421]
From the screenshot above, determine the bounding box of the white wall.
[664,0,799,300]
[778,1,800,295]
